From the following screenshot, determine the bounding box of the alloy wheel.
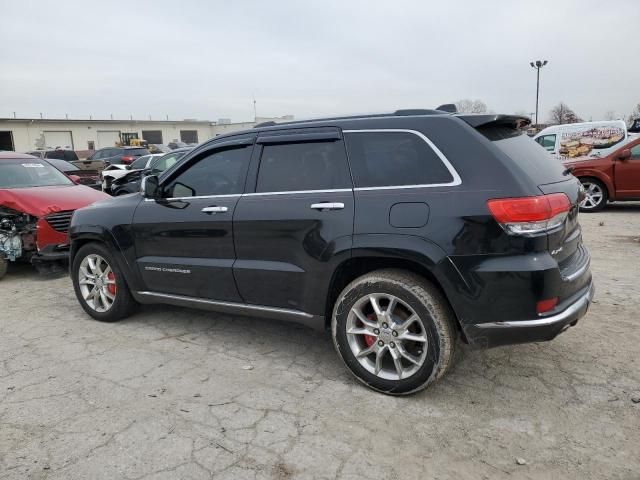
[580,181,604,210]
[78,254,117,312]
[346,293,428,381]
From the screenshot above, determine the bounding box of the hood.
[0,184,109,217]
[114,169,144,185]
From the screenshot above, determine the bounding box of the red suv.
[0,152,109,279]
[565,136,640,211]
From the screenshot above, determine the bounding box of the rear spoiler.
[456,114,531,130]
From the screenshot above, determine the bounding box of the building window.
[142,130,163,145]
[180,130,198,144]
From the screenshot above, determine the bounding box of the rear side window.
[45,150,65,159]
[256,141,352,193]
[344,131,454,188]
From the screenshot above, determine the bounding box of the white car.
[100,154,163,192]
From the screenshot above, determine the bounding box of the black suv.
[83,146,149,168]
[68,110,594,395]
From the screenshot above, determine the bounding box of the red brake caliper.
[363,314,376,347]
[107,272,116,295]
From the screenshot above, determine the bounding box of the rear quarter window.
[344,131,455,188]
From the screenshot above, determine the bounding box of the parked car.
[533,120,629,161]
[167,141,188,150]
[100,154,164,194]
[564,136,640,212]
[78,146,150,171]
[44,158,101,190]
[26,149,79,162]
[109,148,191,196]
[0,152,109,279]
[69,109,593,395]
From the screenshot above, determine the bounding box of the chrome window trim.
[144,193,241,202]
[243,188,352,197]
[342,128,462,190]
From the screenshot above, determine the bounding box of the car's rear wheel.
[332,269,457,395]
[72,242,137,322]
[579,178,608,212]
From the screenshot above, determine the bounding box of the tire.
[0,256,7,280]
[579,178,608,212]
[332,269,457,395]
[72,242,137,322]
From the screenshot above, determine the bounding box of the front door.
[132,136,254,301]
[614,142,640,198]
[233,129,355,316]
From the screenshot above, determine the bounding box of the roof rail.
[393,109,444,116]
[253,121,277,128]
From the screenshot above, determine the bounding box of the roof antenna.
[436,104,457,113]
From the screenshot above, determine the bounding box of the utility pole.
[253,95,257,121]
[529,60,548,126]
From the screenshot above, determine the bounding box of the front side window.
[165,146,251,198]
[344,131,454,188]
[150,151,186,175]
[536,134,557,151]
[256,141,351,193]
[131,155,150,170]
[630,144,640,159]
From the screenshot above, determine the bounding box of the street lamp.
[530,60,548,126]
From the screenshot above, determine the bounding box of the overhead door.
[97,130,121,148]
[44,131,73,149]
[180,130,198,143]
[0,131,14,151]
[142,130,163,144]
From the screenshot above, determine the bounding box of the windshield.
[0,159,74,188]
[130,155,151,169]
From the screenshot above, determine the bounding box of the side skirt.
[133,291,324,330]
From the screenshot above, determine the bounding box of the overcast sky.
[2,0,639,123]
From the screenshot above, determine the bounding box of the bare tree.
[627,103,640,127]
[604,110,617,120]
[455,99,488,114]
[549,102,582,125]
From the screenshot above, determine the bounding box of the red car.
[564,136,640,212]
[0,152,109,279]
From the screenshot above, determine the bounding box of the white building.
[0,115,294,156]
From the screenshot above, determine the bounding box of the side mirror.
[618,149,631,161]
[126,165,132,170]
[141,175,160,199]
[68,174,81,184]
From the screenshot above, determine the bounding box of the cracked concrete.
[1,204,639,479]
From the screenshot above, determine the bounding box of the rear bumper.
[463,281,595,348]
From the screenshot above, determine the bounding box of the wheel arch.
[575,173,614,199]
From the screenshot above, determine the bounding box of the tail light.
[536,297,558,314]
[121,155,135,163]
[487,193,571,235]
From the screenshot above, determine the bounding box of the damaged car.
[0,152,109,279]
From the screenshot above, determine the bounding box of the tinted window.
[166,146,251,198]
[45,150,66,159]
[630,144,640,159]
[536,134,556,151]
[256,141,351,193]
[344,131,453,188]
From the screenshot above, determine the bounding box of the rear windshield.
[127,148,149,156]
[485,129,567,185]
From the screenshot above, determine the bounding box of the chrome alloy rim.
[346,293,428,380]
[78,254,116,312]
[580,182,604,209]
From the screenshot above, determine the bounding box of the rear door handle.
[201,206,228,214]
[310,202,345,211]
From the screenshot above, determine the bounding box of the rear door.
[232,128,354,315]
[132,135,254,301]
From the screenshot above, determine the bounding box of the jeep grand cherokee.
[68,109,594,395]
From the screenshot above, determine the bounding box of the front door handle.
[310,202,345,211]
[201,206,228,214]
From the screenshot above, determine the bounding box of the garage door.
[97,130,121,148]
[180,130,198,143]
[44,131,73,149]
[142,130,163,144]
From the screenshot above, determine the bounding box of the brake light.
[121,155,135,163]
[487,193,571,235]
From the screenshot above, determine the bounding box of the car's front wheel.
[72,242,137,322]
[579,178,608,212]
[332,269,457,395]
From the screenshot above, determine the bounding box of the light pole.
[530,60,548,126]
